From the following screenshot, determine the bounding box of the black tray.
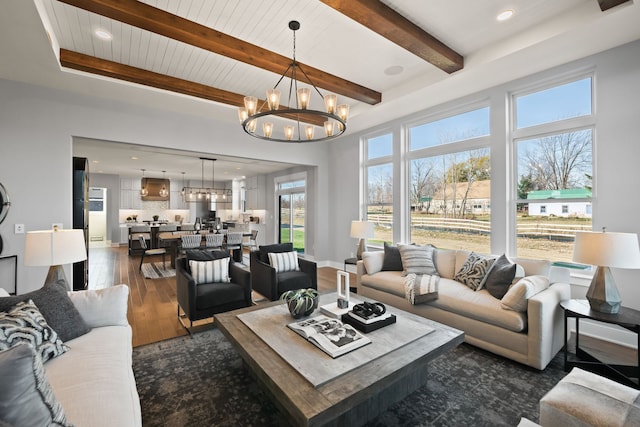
[341,313,397,333]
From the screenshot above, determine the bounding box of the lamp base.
[44,265,71,291]
[586,266,621,314]
[356,239,367,260]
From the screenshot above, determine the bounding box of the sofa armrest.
[356,260,367,293]
[176,259,197,317]
[298,257,318,290]
[250,251,278,300]
[526,282,571,369]
[68,285,129,328]
[229,262,252,305]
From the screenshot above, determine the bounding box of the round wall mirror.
[0,183,10,224]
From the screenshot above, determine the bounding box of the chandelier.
[183,158,231,203]
[238,20,349,143]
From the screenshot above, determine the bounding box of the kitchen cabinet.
[120,178,142,209]
[119,225,129,245]
[169,180,185,209]
[245,175,266,210]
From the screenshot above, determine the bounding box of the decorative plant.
[152,215,159,221]
[280,288,319,319]
[126,216,132,221]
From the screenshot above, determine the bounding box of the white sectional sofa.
[357,248,571,370]
[0,283,142,427]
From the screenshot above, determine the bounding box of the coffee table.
[215,293,464,426]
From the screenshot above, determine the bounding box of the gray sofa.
[356,248,571,370]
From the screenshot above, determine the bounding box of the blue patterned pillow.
[0,300,69,362]
[454,253,496,291]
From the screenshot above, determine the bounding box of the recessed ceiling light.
[497,9,514,21]
[384,65,404,76]
[92,160,100,163]
[130,156,138,160]
[95,29,112,41]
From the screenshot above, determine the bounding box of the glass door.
[278,179,306,253]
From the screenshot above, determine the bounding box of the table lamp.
[572,229,640,314]
[24,226,87,290]
[350,220,374,260]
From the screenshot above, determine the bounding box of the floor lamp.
[24,227,87,290]
[350,220,374,260]
[572,229,640,314]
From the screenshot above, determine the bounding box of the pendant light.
[159,171,169,198]
[140,169,148,197]
[180,172,186,200]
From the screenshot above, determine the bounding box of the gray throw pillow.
[185,249,230,274]
[398,244,438,276]
[0,279,90,342]
[454,252,496,291]
[483,254,517,299]
[0,343,72,427]
[381,242,403,271]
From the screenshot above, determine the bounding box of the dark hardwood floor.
[88,245,354,347]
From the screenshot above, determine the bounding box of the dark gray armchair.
[176,250,251,331]
[249,243,317,301]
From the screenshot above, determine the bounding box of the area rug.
[132,328,566,427]
[140,262,175,279]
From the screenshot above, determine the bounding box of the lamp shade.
[572,231,640,269]
[24,229,87,267]
[350,221,374,239]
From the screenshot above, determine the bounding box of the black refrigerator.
[72,157,89,290]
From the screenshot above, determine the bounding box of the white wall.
[0,78,331,293]
[329,39,640,321]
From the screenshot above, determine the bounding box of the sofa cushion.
[482,254,517,299]
[362,251,384,275]
[0,343,71,427]
[0,300,69,362]
[68,285,129,328]
[0,280,90,342]
[268,251,300,272]
[259,243,294,264]
[196,282,245,310]
[398,244,437,276]
[434,249,457,279]
[276,271,313,294]
[501,275,550,312]
[381,242,403,271]
[454,252,496,291]
[44,325,141,427]
[190,258,230,284]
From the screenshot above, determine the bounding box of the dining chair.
[180,234,202,254]
[138,235,167,271]
[225,232,244,262]
[205,233,224,251]
[246,229,259,252]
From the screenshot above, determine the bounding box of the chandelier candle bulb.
[237,108,248,123]
[324,121,334,137]
[284,125,295,140]
[244,96,258,116]
[263,122,273,138]
[247,119,257,133]
[337,104,350,121]
[324,94,337,114]
[297,88,311,109]
[305,125,315,140]
[266,89,281,110]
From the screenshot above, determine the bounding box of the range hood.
[141,178,170,201]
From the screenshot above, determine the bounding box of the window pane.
[516,128,593,262]
[366,163,393,244]
[367,133,393,160]
[516,78,592,129]
[409,149,491,253]
[409,107,489,151]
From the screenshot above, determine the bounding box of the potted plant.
[152,215,159,222]
[280,288,319,319]
[126,216,132,222]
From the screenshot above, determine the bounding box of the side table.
[561,299,640,389]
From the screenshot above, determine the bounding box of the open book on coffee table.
[287,315,371,358]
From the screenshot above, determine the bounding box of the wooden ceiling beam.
[59,49,327,127]
[320,0,463,74]
[597,0,631,11]
[58,0,381,105]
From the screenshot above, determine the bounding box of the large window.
[408,106,491,253]
[365,133,393,245]
[276,177,306,253]
[513,77,594,262]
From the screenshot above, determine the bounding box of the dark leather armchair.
[176,250,251,331]
[250,243,317,301]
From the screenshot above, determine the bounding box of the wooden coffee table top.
[215,293,463,427]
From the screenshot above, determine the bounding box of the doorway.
[277,177,306,253]
[88,187,108,247]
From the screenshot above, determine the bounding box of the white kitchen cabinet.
[120,178,142,208]
[119,225,130,245]
[245,175,266,210]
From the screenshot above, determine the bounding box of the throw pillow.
[501,275,550,312]
[0,279,90,342]
[189,258,231,284]
[362,251,384,275]
[185,249,229,274]
[404,273,439,304]
[453,252,496,291]
[0,300,69,362]
[0,343,72,427]
[482,254,517,298]
[268,251,300,273]
[381,242,403,271]
[398,244,438,276]
[259,243,294,264]
[67,284,129,328]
